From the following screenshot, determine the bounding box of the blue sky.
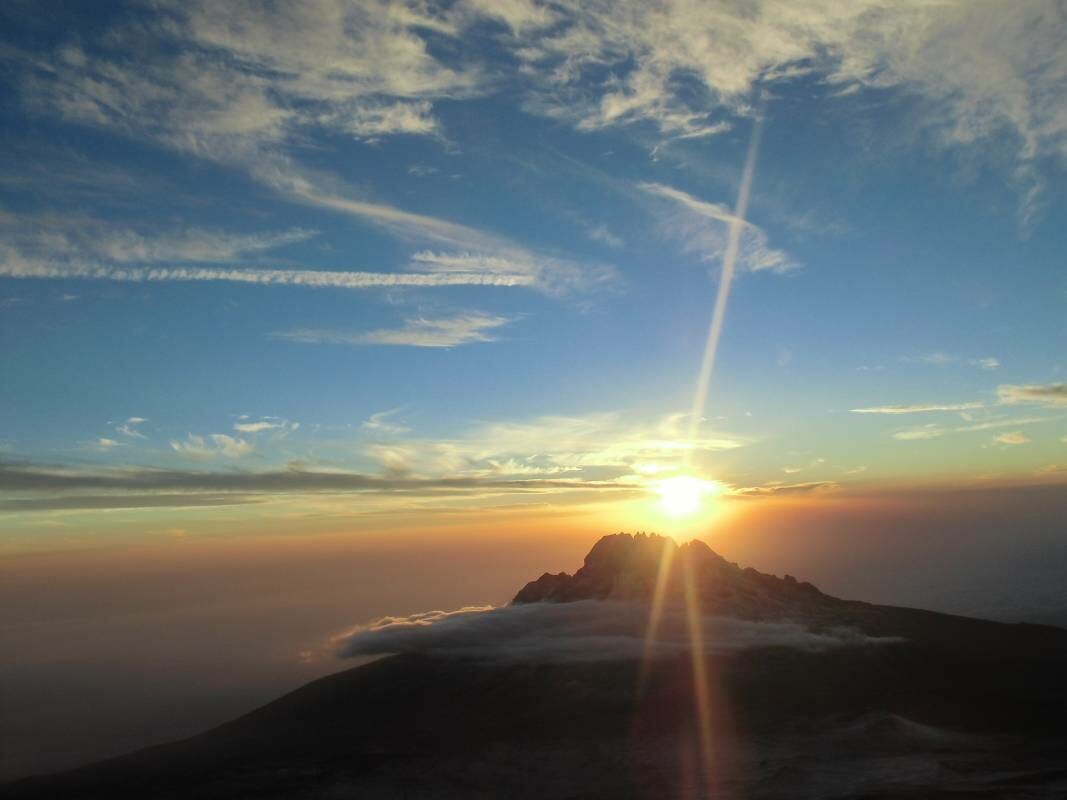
[1,1,1066,548]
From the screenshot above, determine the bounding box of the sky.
[2,1,1067,553]
[1,0,1067,778]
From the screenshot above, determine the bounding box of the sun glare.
[656,476,718,518]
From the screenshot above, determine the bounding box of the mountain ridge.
[513,532,832,614]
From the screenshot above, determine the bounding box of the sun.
[656,476,718,518]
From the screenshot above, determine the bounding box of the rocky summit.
[513,532,833,620]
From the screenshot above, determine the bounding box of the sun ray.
[684,112,765,466]
[680,547,716,794]
[639,535,676,688]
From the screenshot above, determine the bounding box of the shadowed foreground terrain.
[7,534,1067,799]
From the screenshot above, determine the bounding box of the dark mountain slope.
[6,533,1067,799]
[514,533,1067,658]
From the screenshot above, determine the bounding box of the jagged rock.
[512,532,836,620]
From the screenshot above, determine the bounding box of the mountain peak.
[512,532,832,618]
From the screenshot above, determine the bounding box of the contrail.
[685,115,765,455]
[0,261,534,289]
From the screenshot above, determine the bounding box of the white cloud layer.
[334,600,898,663]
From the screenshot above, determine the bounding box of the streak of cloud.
[0,460,638,496]
[0,251,535,290]
[275,313,515,348]
[0,494,262,512]
[851,402,983,415]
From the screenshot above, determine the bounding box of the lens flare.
[684,112,765,462]
[656,476,718,518]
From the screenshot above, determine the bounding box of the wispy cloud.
[272,173,509,252]
[0,493,262,512]
[994,431,1031,446]
[582,223,624,249]
[998,383,1067,408]
[233,417,299,435]
[639,182,797,274]
[851,402,983,415]
[1,213,613,296]
[902,353,1001,370]
[892,415,1050,441]
[88,226,316,264]
[362,409,411,436]
[8,13,614,298]
[407,164,439,177]
[169,433,254,459]
[903,352,957,366]
[359,411,749,483]
[892,426,946,441]
[0,213,315,265]
[16,1,482,163]
[408,251,614,296]
[730,481,839,498]
[13,1,1064,226]
[276,313,515,348]
[1,409,751,514]
[0,460,636,498]
[116,417,147,439]
[956,417,1048,433]
[514,1,1067,219]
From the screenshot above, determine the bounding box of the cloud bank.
[334,600,898,663]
